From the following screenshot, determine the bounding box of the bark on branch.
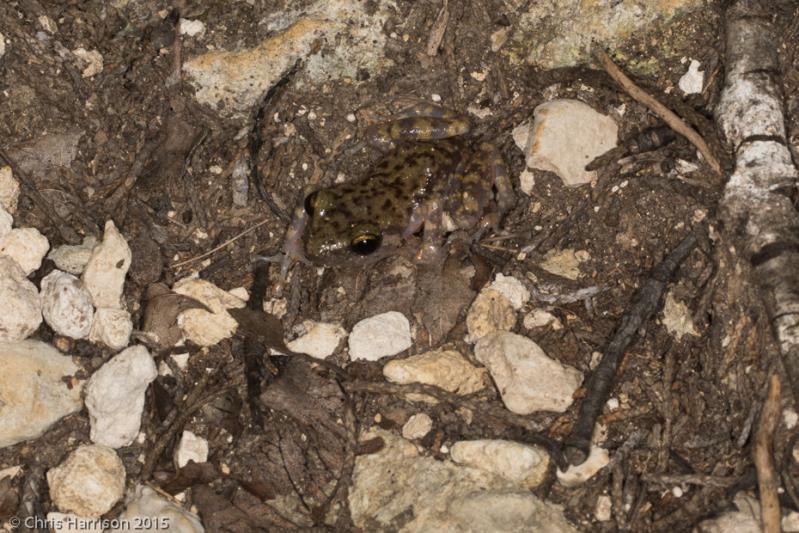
[716,0,799,402]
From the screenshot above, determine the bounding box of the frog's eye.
[304,191,318,217]
[350,233,382,255]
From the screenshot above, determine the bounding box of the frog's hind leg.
[366,104,471,148]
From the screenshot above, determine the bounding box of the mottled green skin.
[304,137,507,263]
[292,109,512,266]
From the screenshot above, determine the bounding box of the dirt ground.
[1,0,799,531]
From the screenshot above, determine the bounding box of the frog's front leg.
[366,103,471,148]
[481,141,514,222]
[402,198,447,264]
[435,142,513,252]
[278,205,312,279]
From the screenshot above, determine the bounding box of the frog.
[280,104,514,276]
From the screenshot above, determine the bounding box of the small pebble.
[402,413,433,440]
[349,311,412,361]
[174,430,209,468]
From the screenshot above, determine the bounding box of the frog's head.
[302,190,386,264]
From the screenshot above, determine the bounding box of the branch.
[715,0,799,402]
[753,373,781,533]
[593,47,722,176]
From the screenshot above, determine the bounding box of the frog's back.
[360,139,464,228]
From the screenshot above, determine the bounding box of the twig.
[640,473,738,488]
[426,0,450,56]
[564,230,699,465]
[753,373,781,533]
[143,361,243,479]
[170,218,271,269]
[343,379,566,469]
[593,47,722,176]
[249,60,302,225]
[0,148,82,244]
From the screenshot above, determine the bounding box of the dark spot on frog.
[116,259,125,268]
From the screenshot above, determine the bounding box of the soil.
[1,0,798,531]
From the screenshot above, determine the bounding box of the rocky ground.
[1,0,799,532]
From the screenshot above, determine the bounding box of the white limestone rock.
[82,221,131,309]
[0,205,11,242]
[556,445,610,487]
[348,311,412,361]
[594,495,612,522]
[40,270,94,339]
[679,59,704,95]
[519,99,618,187]
[47,445,125,517]
[0,165,19,213]
[88,307,133,350]
[183,0,392,119]
[287,320,346,359]
[402,413,433,440]
[383,349,487,396]
[465,289,516,343]
[474,331,583,414]
[512,1,703,69]
[539,248,582,280]
[349,429,576,532]
[488,274,530,310]
[0,340,83,447]
[173,277,245,347]
[174,430,209,469]
[47,236,98,275]
[661,291,699,340]
[72,47,103,78]
[0,227,50,275]
[450,439,550,489]
[0,256,42,341]
[523,309,563,330]
[110,485,203,533]
[85,345,157,448]
[179,19,205,37]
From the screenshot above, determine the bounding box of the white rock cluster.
[0,173,134,347]
[0,168,48,341]
[83,220,133,349]
[349,429,577,532]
